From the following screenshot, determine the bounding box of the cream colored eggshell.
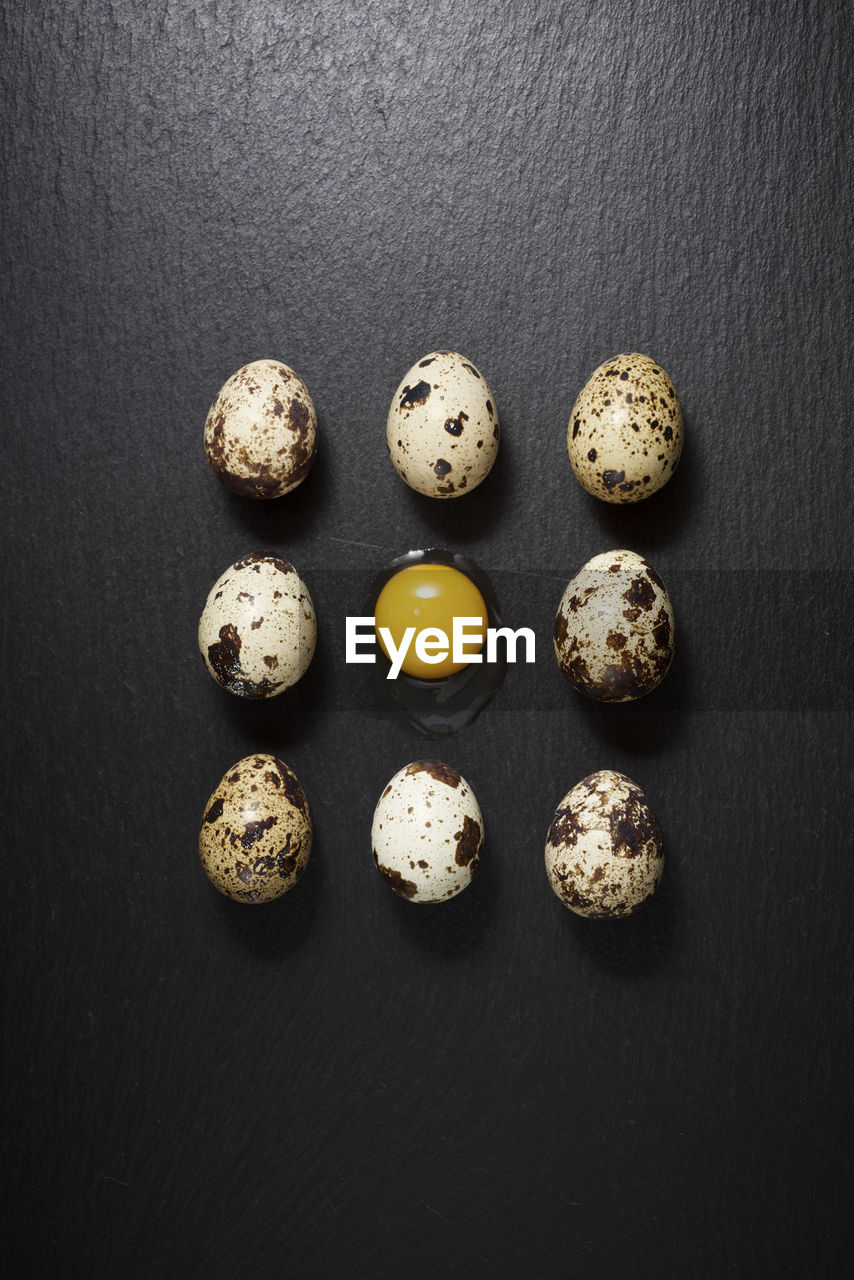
[545,770,663,918]
[386,350,499,498]
[567,353,683,503]
[553,549,674,702]
[371,760,484,903]
[198,552,316,698]
[199,753,312,903]
[204,358,318,499]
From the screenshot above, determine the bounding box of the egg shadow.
[586,416,700,554]
[385,845,500,959]
[214,625,333,755]
[212,829,324,961]
[573,623,694,756]
[565,844,680,978]
[220,439,333,548]
[397,426,514,546]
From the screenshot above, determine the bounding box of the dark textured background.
[2,2,852,1276]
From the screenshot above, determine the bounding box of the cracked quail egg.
[554,549,674,701]
[567,353,683,502]
[368,548,507,735]
[199,753,312,902]
[386,350,499,498]
[204,358,317,498]
[198,552,316,698]
[371,760,484,902]
[545,770,663,918]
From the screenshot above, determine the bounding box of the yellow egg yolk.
[374,564,488,679]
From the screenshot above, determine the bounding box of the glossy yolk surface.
[374,564,488,679]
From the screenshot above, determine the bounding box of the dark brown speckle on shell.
[453,814,482,867]
[377,863,418,899]
[405,760,462,788]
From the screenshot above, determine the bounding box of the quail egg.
[386,350,499,498]
[545,770,663,918]
[554,549,674,701]
[204,358,318,498]
[371,760,484,902]
[198,552,316,698]
[567,353,683,502]
[199,753,312,902]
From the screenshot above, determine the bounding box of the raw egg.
[366,548,506,735]
[374,562,488,679]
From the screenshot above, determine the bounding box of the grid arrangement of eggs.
[197,350,684,919]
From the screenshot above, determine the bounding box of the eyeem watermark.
[346,617,536,679]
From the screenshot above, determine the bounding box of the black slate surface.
[2,3,852,1277]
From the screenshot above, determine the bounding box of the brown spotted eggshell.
[198,552,316,698]
[386,350,499,498]
[204,358,317,499]
[545,770,663,918]
[567,353,683,503]
[554,549,674,702]
[371,760,484,903]
[199,754,312,903]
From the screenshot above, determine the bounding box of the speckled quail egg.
[545,770,663,918]
[386,350,499,498]
[554,549,674,701]
[204,359,317,498]
[567,353,683,502]
[545,773,665,916]
[199,753,312,902]
[198,552,316,698]
[371,760,484,902]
